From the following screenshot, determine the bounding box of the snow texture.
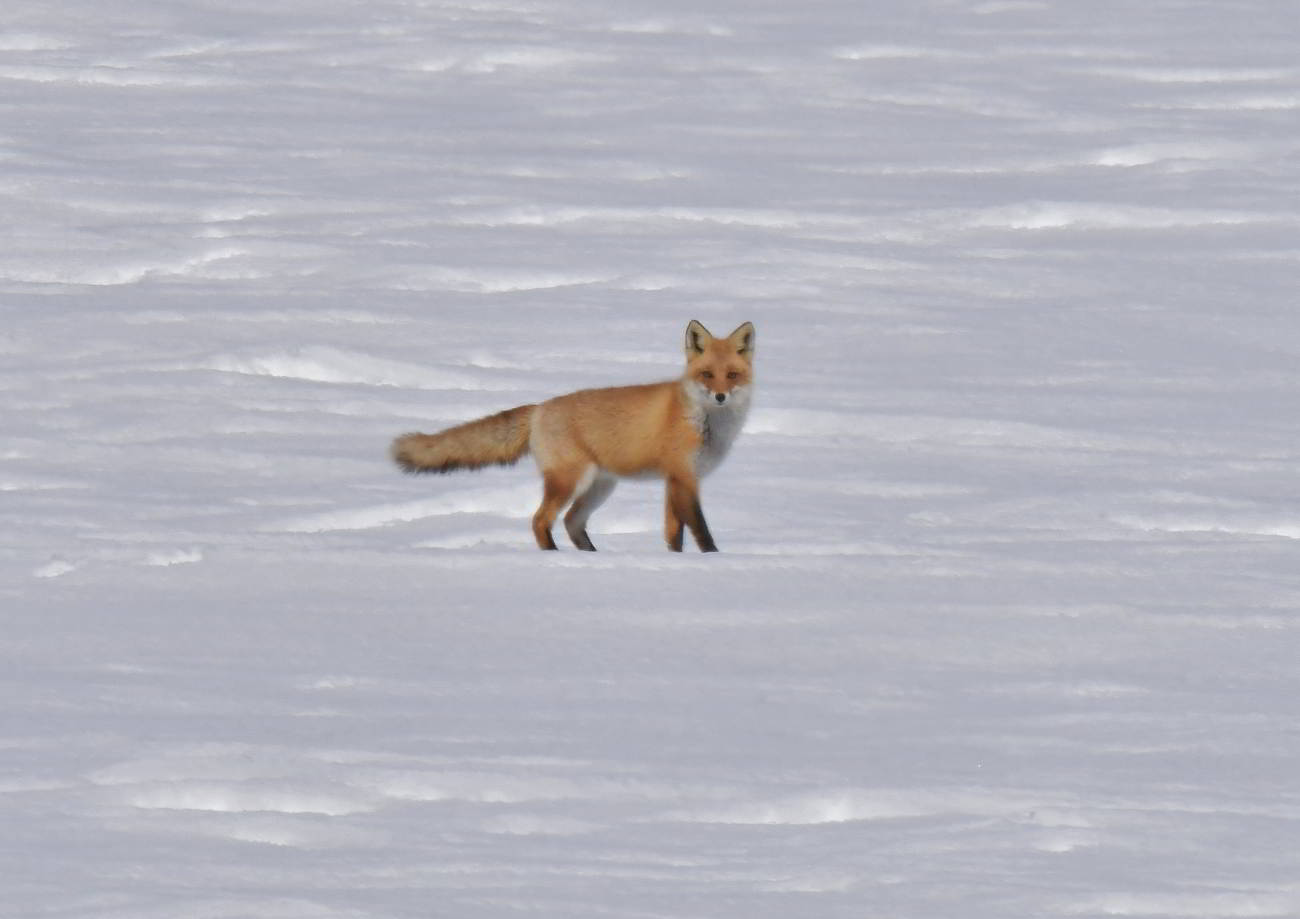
[4,0,1300,916]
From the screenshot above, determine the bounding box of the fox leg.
[664,494,684,552]
[665,472,718,553]
[564,471,616,551]
[533,468,582,550]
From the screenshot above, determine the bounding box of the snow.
[4,0,1299,916]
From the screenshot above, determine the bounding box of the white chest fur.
[684,382,751,478]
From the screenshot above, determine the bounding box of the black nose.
[714,393,726,404]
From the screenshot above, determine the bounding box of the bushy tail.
[391,404,535,474]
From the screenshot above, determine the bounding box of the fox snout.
[713,392,727,405]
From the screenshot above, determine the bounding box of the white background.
[4,1,1299,916]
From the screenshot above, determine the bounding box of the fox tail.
[391,404,536,474]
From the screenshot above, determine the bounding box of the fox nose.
[714,392,727,404]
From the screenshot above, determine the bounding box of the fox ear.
[729,321,756,359]
[685,319,713,357]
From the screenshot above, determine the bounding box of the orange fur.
[391,405,535,473]
[391,320,755,552]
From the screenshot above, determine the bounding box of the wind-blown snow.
[4,1,1299,917]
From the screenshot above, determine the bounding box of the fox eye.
[700,370,714,379]
[726,371,739,380]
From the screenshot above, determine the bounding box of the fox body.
[391,320,755,552]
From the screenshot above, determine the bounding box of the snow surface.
[4,0,1300,916]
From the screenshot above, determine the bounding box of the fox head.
[683,319,755,408]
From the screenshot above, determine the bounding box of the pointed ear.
[685,319,713,357]
[728,321,755,359]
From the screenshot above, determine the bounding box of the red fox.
[391,320,755,552]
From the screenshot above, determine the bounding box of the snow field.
[4,0,1300,917]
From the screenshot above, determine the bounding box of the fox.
[391,320,755,552]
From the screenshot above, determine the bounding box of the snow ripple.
[203,346,518,391]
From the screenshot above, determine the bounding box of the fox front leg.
[665,474,718,553]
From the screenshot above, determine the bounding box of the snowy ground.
[5,0,1300,916]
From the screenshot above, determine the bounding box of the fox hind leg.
[533,468,583,550]
[564,471,616,551]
